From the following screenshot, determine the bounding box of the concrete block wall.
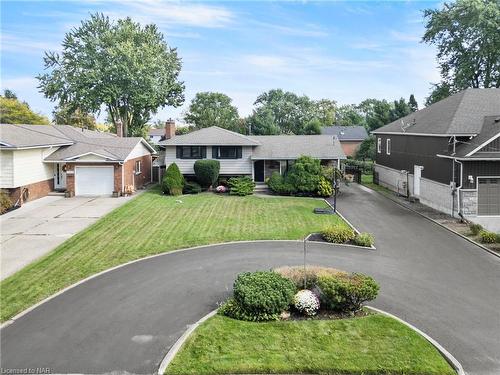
[375,164,412,196]
[418,177,455,215]
[460,190,477,216]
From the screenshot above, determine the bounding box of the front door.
[54,163,67,190]
[254,160,265,182]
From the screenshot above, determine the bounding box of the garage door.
[478,178,500,215]
[75,166,114,196]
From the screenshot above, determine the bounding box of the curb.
[158,307,464,375]
[0,239,371,329]
[366,306,465,375]
[157,310,218,374]
[359,184,499,259]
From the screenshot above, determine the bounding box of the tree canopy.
[423,0,500,103]
[184,92,241,132]
[37,13,185,137]
[0,92,50,125]
[53,105,97,129]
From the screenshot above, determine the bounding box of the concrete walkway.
[0,194,139,280]
[1,184,499,374]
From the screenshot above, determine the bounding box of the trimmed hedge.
[228,176,255,196]
[194,160,220,188]
[321,225,355,244]
[317,273,379,313]
[162,163,184,196]
[267,172,296,195]
[220,271,296,321]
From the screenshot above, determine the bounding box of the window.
[212,146,242,159]
[386,139,391,155]
[377,137,382,153]
[135,160,142,174]
[176,146,207,159]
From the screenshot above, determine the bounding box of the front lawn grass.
[165,314,455,375]
[1,188,348,322]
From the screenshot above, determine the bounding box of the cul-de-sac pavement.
[1,184,499,375]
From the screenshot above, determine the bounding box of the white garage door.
[478,178,500,215]
[75,166,114,196]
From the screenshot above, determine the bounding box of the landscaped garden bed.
[0,189,349,322]
[164,266,455,375]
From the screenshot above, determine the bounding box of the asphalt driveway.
[0,194,138,280]
[1,184,499,374]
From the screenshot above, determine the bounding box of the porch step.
[254,183,270,193]
[48,191,66,196]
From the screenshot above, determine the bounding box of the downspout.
[455,159,463,219]
[119,162,124,195]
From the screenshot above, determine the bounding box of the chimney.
[116,120,123,137]
[165,118,176,139]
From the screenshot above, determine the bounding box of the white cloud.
[0,34,61,54]
[390,30,421,42]
[253,21,328,38]
[245,55,287,69]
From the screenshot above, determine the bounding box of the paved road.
[0,194,139,280]
[1,184,499,374]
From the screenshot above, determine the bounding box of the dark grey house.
[321,126,368,157]
[372,88,500,231]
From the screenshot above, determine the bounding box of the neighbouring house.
[158,123,345,182]
[148,128,166,144]
[0,124,156,204]
[372,88,500,231]
[321,126,368,157]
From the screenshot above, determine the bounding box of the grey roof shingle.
[0,124,154,161]
[372,88,500,136]
[159,126,260,146]
[248,134,345,160]
[321,126,368,141]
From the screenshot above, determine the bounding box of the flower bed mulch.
[283,308,373,321]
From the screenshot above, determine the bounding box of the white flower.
[293,290,320,316]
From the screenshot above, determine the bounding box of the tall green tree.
[355,136,376,160]
[246,108,280,135]
[53,105,97,129]
[312,99,337,126]
[390,98,412,122]
[358,99,392,131]
[423,0,500,97]
[408,94,418,112]
[184,92,240,131]
[0,95,50,125]
[335,104,365,126]
[425,82,455,106]
[38,13,184,137]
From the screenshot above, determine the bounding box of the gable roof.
[437,116,500,159]
[149,128,165,136]
[159,126,261,146]
[248,135,345,160]
[373,88,500,136]
[321,126,368,141]
[0,124,155,161]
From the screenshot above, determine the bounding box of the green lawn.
[165,314,455,375]
[361,174,393,194]
[1,188,347,322]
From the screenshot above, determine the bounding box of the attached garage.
[478,177,500,216]
[75,166,114,196]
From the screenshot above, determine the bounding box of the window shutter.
[202,146,207,159]
[176,146,182,158]
[212,146,218,159]
[237,147,242,158]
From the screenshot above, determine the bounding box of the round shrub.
[233,271,296,320]
[317,176,333,197]
[162,163,184,196]
[317,273,379,313]
[321,225,355,243]
[479,230,497,244]
[194,159,220,188]
[218,298,279,322]
[354,232,374,247]
[228,176,255,196]
[293,290,320,316]
[469,223,483,236]
[183,181,201,194]
[286,156,321,194]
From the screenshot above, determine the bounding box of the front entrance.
[254,160,265,182]
[54,163,67,190]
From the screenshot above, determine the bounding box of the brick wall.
[65,163,122,195]
[122,155,152,191]
[8,178,54,205]
[340,141,362,157]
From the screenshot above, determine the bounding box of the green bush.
[218,298,279,322]
[183,181,201,194]
[317,273,379,313]
[479,230,497,244]
[317,176,333,197]
[267,172,296,195]
[469,223,483,236]
[0,189,13,214]
[344,159,374,174]
[354,232,374,247]
[194,159,220,188]
[162,163,184,196]
[228,176,255,196]
[231,271,296,321]
[274,265,348,290]
[321,225,355,243]
[286,156,321,194]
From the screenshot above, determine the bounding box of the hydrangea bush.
[293,290,320,316]
[216,185,228,193]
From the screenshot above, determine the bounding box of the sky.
[1,0,442,124]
